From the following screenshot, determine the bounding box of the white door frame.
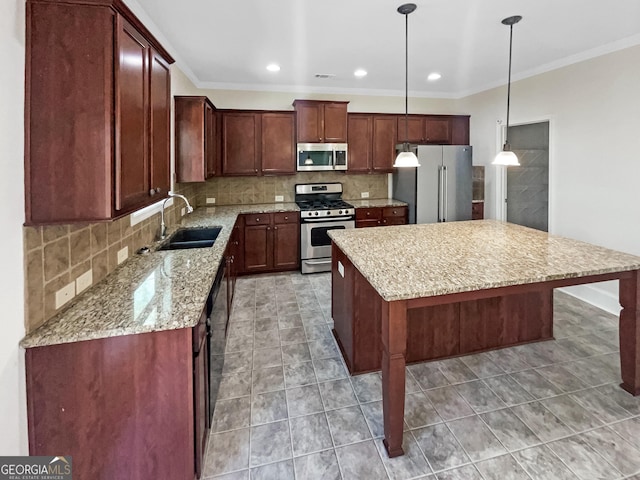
[494,115,555,233]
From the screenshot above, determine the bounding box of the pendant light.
[394,3,420,168]
[493,15,522,166]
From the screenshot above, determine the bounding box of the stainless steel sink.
[158,226,222,250]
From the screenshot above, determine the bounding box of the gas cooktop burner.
[296,199,354,211]
[294,182,355,218]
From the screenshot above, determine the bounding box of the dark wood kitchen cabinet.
[396,115,470,145]
[355,206,408,228]
[240,212,300,273]
[222,111,295,176]
[175,96,218,182]
[26,326,203,479]
[347,114,397,173]
[293,100,349,143]
[222,112,260,175]
[261,113,296,175]
[25,0,174,224]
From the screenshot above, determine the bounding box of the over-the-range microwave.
[297,143,348,171]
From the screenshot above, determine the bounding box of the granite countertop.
[349,199,408,208]
[329,220,640,302]
[21,203,299,349]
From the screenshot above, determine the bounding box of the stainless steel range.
[295,183,355,274]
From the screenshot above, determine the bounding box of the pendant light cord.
[505,23,513,146]
[404,12,409,149]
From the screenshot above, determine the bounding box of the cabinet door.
[323,103,348,142]
[295,102,323,142]
[115,19,150,211]
[149,48,171,197]
[382,206,408,226]
[425,116,452,144]
[222,112,260,175]
[206,103,217,178]
[347,115,372,173]
[262,113,295,175]
[397,116,424,143]
[451,116,470,145]
[356,207,382,227]
[273,212,300,270]
[372,116,397,173]
[243,215,272,272]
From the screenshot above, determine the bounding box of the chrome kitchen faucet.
[159,192,194,240]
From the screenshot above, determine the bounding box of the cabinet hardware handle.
[256,218,259,222]
[156,187,161,193]
[149,188,156,196]
[366,212,370,216]
[284,216,288,220]
[274,226,278,230]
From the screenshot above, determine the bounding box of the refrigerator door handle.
[442,165,448,222]
[437,165,443,222]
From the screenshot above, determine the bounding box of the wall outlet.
[275,195,284,202]
[76,269,93,294]
[117,246,129,265]
[55,282,76,309]
[206,197,216,204]
[181,207,186,216]
[361,192,369,198]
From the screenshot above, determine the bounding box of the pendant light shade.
[493,15,522,167]
[394,3,420,168]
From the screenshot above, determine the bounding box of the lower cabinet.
[25,320,208,479]
[240,212,300,273]
[355,206,408,228]
[472,201,484,220]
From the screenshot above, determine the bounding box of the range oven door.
[300,217,354,273]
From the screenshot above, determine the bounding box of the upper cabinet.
[175,96,218,182]
[397,115,470,145]
[25,0,174,225]
[222,111,295,176]
[293,100,349,143]
[347,114,398,174]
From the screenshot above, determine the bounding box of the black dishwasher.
[207,258,228,426]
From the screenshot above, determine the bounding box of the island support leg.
[381,299,407,457]
[620,270,640,395]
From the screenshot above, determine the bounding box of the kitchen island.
[329,220,640,457]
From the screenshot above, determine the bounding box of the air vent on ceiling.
[314,73,336,79]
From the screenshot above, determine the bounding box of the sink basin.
[158,226,222,250]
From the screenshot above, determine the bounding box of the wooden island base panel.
[332,246,554,374]
[328,221,640,458]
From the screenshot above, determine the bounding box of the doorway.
[506,122,549,232]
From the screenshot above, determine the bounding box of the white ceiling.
[128,0,640,98]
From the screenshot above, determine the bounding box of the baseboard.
[559,284,621,316]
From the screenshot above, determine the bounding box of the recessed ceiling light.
[266,63,280,72]
[427,72,442,81]
[354,69,367,78]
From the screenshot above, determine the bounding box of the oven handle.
[301,216,354,223]
[303,259,332,265]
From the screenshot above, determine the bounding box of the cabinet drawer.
[273,211,299,224]
[243,214,272,226]
[382,207,406,218]
[356,208,382,221]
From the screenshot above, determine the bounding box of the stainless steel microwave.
[297,143,348,171]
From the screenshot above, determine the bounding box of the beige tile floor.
[203,271,640,480]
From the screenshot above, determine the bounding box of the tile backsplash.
[194,172,388,206]
[23,184,198,333]
[23,173,387,334]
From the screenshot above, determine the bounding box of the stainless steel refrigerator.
[392,145,473,224]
